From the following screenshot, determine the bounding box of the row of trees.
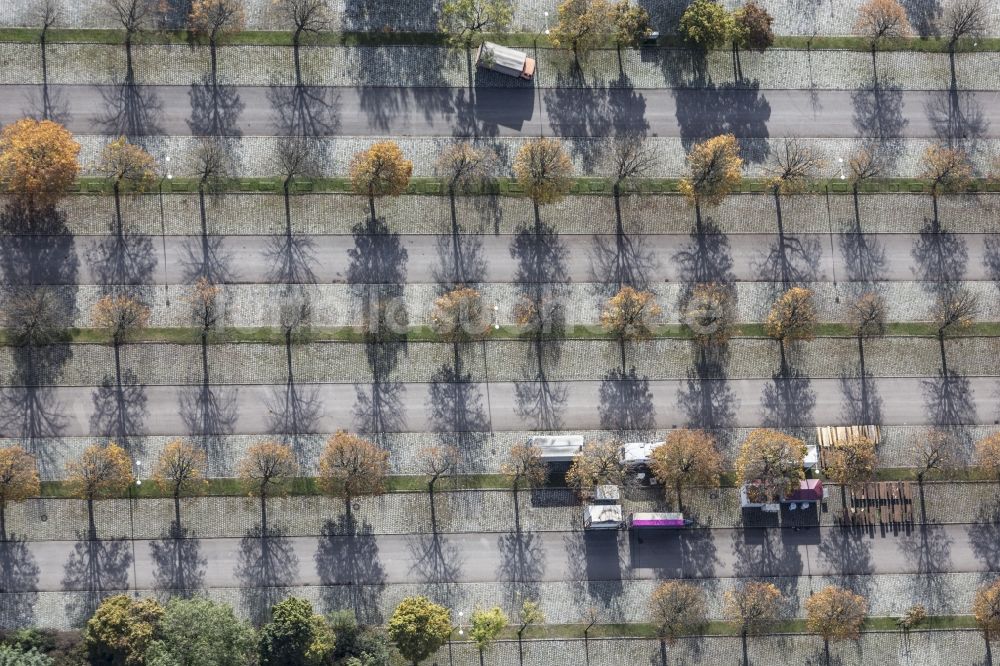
[3,116,997,216]
[0,592,541,666]
[678,0,987,54]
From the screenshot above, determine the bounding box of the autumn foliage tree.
[501,443,547,495]
[185,277,222,335]
[848,292,886,340]
[805,586,868,657]
[85,594,165,666]
[91,294,150,345]
[724,581,783,638]
[733,0,774,53]
[649,429,723,509]
[736,429,807,503]
[854,0,911,50]
[920,144,973,199]
[0,446,40,539]
[98,136,157,196]
[678,134,743,208]
[681,282,738,347]
[435,142,496,195]
[317,430,390,513]
[237,441,297,529]
[152,439,207,526]
[350,141,413,214]
[550,0,613,56]
[67,442,133,534]
[440,0,512,48]
[649,581,707,645]
[566,440,625,499]
[601,286,661,342]
[765,287,817,345]
[0,118,80,209]
[430,287,487,343]
[975,433,1000,483]
[513,137,573,206]
[974,580,1000,640]
[188,0,245,47]
[824,434,878,491]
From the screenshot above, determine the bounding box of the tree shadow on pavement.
[86,230,158,289]
[839,337,884,426]
[599,366,656,436]
[674,81,771,164]
[588,227,657,296]
[265,361,323,465]
[677,346,737,430]
[427,346,489,467]
[90,365,148,454]
[268,83,341,139]
[188,73,244,137]
[149,522,206,596]
[496,490,544,607]
[61,533,132,627]
[731,528,804,610]
[672,209,735,286]
[899,523,956,613]
[761,344,816,429]
[0,536,40,627]
[341,0,437,31]
[852,83,907,170]
[752,225,823,288]
[316,514,386,625]
[178,341,239,476]
[99,76,164,138]
[0,350,72,475]
[563,530,627,621]
[839,215,888,285]
[816,527,875,598]
[911,215,968,294]
[925,89,989,147]
[902,0,942,38]
[236,524,299,626]
[969,500,1000,575]
[407,531,465,608]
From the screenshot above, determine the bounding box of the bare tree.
[32,0,61,36]
[848,292,887,339]
[274,0,331,46]
[933,287,978,337]
[105,0,155,42]
[274,136,322,191]
[418,445,460,492]
[192,138,230,193]
[765,139,825,195]
[913,429,961,482]
[4,287,64,347]
[847,145,884,194]
[940,0,987,52]
[608,133,658,193]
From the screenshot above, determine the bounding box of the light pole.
[128,459,142,596]
[543,11,550,36]
[448,611,465,666]
[837,157,845,180]
[482,305,499,438]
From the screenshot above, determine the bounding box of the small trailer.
[628,512,693,529]
[619,441,660,468]
[584,504,624,530]
[529,435,584,463]
[476,41,537,80]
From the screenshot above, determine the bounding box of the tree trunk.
[0,501,6,541]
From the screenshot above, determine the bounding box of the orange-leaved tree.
[0,118,80,209]
[0,446,40,539]
[317,430,390,516]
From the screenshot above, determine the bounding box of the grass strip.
[4,322,999,347]
[71,176,1000,197]
[1,26,999,53]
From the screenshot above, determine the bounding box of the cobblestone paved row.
[2,42,997,90]
[3,337,999,387]
[34,192,1000,237]
[11,279,996,328]
[66,135,1000,179]
[4,481,999,539]
[2,0,999,38]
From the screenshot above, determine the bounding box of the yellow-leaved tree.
[0,118,80,209]
[805,585,867,656]
[735,428,807,503]
[513,137,573,206]
[0,446,40,538]
[66,442,133,536]
[765,287,816,345]
[350,141,413,214]
[237,441,297,531]
[565,439,625,499]
[152,439,208,528]
[678,134,743,209]
[430,287,487,343]
[649,428,723,510]
[317,430,390,515]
